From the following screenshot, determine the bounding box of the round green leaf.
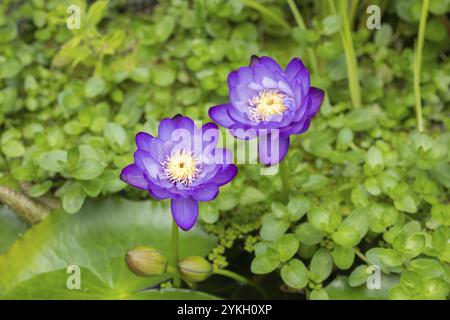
[1,139,25,158]
[286,195,311,221]
[295,222,324,245]
[410,258,444,278]
[275,234,300,262]
[260,214,290,241]
[72,160,105,180]
[309,289,329,300]
[348,265,369,287]
[332,245,355,270]
[393,233,426,259]
[251,252,280,274]
[309,248,332,282]
[62,183,86,214]
[38,150,67,172]
[281,259,308,289]
[85,76,106,98]
[332,225,361,248]
[104,122,128,152]
[366,248,404,270]
[307,207,330,231]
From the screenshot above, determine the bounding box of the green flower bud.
[125,246,167,277]
[178,256,212,283]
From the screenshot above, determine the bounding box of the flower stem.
[286,0,319,71]
[241,0,290,31]
[286,0,331,108]
[348,0,360,28]
[279,160,290,200]
[329,0,362,109]
[213,268,269,299]
[171,219,181,287]
[414,0,429,133]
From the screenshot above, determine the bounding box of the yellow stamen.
[248,89,287,123]
[163,149,200,185]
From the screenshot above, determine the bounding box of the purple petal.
[253,64,275,84]
[192,183,219,201]
[234,84,258,101]
[236,66,254,84]
[262,76,278,88]
[258,134,290,166]
[201,122,219,152]
[172,115,196,134]
[248,81,263,91]
[171,197,199,231]
[158,118,177,141]
[285,58,309,82]
[256,56,283,73]
[148,138,165,163]
[296,118,312,134]
[135,132,154,151]
[120,164,147,190]
[278,80,294,97]
[308,87,324,116]
[292,78,308,106]
[214,164,238,186]
[230,125,258,140]
[227,105,248,122]
[212,147,234,164]
[209,104,235,128]
[227,71,239,88]
[148,185,171,200]
[134,150,161,179]
[250,55,261,67]
[201,122,219,134]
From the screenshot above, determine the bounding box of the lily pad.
[0,198,216,299]
[0,205,29,254]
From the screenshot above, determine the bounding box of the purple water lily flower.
[209,56,324,165]
[120,115,238,231]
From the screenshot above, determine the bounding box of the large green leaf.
[0,198,216,299]
[0,205,29,255]
[5,269,218,300]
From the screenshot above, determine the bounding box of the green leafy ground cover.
[0,0,449,299]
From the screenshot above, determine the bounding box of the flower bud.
[125,246,167,277]
[178,256,212,283]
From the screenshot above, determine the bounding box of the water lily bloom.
[209,56,324,165]
[120,115,238,231]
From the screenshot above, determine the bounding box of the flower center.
[163,149,201,185]
[248,89,287,123]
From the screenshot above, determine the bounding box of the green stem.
[286,0,319,74]
[414,0,429,133]
[241,0,290,31]
[171,219,181,287]
[286,0,306,28]
[354,248,370,264]
[348,0,360,28]
[0,185,49,224]
[213,268,268,299]
[286,0,331,108]
[279,160,290,200]
[329,0,362,109]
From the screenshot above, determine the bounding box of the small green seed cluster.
[204,203,267,269]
